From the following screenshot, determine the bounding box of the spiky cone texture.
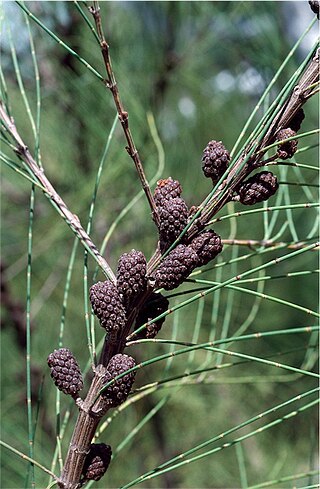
[154,244,198,290]
[202,140,230,183]
[116,250,147,307]
[81,443,112,482]
[190,230,223,266]
[101,354,136,408]
[158,197,189,253]
[276,128,298,159]
[154,177,183,206]
[131,292,169,340]
[237,171,279,205]
[47,348,83,396]
[89,281,126,343]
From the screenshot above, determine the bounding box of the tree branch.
[89,1,160,227]
[0,101,116,283]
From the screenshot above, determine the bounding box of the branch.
[0,101,116,283]
[58,365,111,489]
[260,48,320,147]
[89,1,160,227]
[222,239,320,251]
[146,47,319,274]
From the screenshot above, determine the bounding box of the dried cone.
[202,140,230,183]
[154,177,183,206]
[154,244,198,290]
[116,250,147,307]
[89,281,126,342]
[237,171,279,205]
[102,354,136,408]
[190,230,223,266]
[276,128,298,159]
[158,197,189,253]
[82,443,112,482]
[131,292,169,340]
[47,348,83,396]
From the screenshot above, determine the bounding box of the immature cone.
[116,250,147,307]
[82,443,112,482]
[102,354,136,408]
[276,128,298,159]
[202,140,230,183]
[190,230,223,266]
[154,244,198,290]
[237,171,279,205]
[131,292,169,340]
[154,177,183,206]
[47,348,83,396]
[158,197,189,252]
[89,281,126,342]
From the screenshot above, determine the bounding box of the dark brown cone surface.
[116,250,147,307]
[237,171,279,205]
[102,354,136,408]
[154,244,198,290]
[82,443,112,482]
[89,281,126,341]
[202,140,230,183]
[47,348,83,396]
[158,197,189,253]
[131,292,169,340]
[190,230,223,266]
[276,128,298,159]
[154,177,183,206]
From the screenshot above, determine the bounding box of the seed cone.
[116,250,147,307]
[47,348,83,396]
[131,292,169,340]
[82,443,112,482]
[154,177,183,206]
[237,171,279,205]
[102,354,136,408]
[154,244,198,290]
[158,197,189,253]
[202,140,230,183]
[276,128,298,159]
[190,230,223,266]
[89,281,126,342]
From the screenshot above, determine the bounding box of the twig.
[89,1,160,227]
[58,365,111,489]
[260,48,319,146]
[221,239,320,251]
[0,440,58,480]
[146,46,320,274]
[0,101,116,283]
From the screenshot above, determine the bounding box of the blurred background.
[1,2,319,488]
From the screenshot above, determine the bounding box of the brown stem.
[89,2,160,228]
[58,365,110,489]
[260,48,319,147]
[0,101,116,283]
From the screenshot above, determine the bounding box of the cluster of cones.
[48,126,299,483]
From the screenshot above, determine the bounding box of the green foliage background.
[1,2,319,488]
